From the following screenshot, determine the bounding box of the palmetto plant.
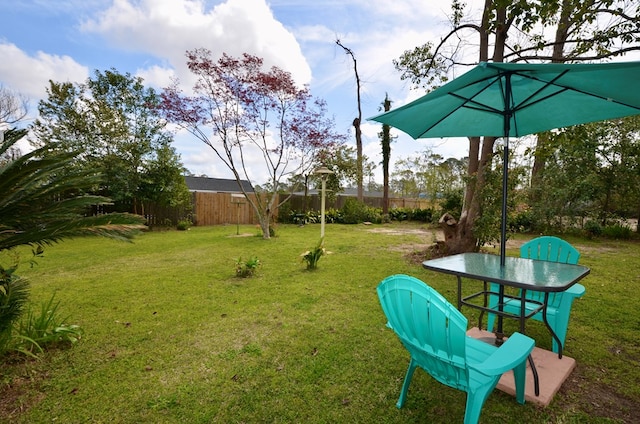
[0,128,145,356]
[0,129,145,251]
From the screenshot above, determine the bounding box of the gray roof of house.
[185,176,254,193]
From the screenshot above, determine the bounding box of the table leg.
[519,289,527,334]
[456,276,463,310]
[521,289,540,396]
[478,280,488,329]
[528,354,540,396]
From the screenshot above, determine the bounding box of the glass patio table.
[422,252,590,396]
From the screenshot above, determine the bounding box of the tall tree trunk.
[531,0,572,191]
[442,0,499,254]
[336,40,364,202]
[353,117,363,201]
[381,94,392,215]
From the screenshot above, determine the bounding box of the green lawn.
[2,222,638,423]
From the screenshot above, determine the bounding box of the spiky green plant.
[0,266,30,355]
[0,129,145,251]
[15,293,83,354]
[0,128,144,356]
[300,237,327,270]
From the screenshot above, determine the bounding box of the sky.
[0,0,483,184]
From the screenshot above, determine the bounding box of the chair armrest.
[468,332,535,376]
[565,283,585,298]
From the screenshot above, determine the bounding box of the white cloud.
[135,65,176,90]
[81,0,312,88]
[0,0,479,183]
[0,42,88,102]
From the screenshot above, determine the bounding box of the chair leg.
[396,358,418,409]
[486,312,496,332]
[463,385,494,424]
[512,359,528,404]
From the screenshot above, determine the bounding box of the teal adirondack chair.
[377,274,534,424]
[486,236,586,353]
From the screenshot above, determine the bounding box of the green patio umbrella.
[370,61,640,265]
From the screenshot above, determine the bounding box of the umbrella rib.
[511,70,570,112]
[415,76,506,137]
[449,93,504,114]
[422,75,512,138]
[513,69,640,113]
[449,74,506,115]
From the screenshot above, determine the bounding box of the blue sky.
[0,0,477,183]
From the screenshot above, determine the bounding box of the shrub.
[176,219,192,231]
[412,208,434,223]
[584,220,602,238]
[509,209,535,233]
[440,190,463,218]
[388,208,410,222]
[341,199,381,224]
[602,223,633,240]
[325,208,341,224]
[303,211,320,224]
[277,203,293,223]
[235,256,261,278]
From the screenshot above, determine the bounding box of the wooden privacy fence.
[192,192,262,226]
[188,192,434,226]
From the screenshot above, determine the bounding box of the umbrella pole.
[500,138,509,267]
[496,73,513,344]
[500,71,513,268]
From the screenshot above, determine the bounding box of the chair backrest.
[377,274,470,391]
[520,236,580,264]
[520,236,580,304]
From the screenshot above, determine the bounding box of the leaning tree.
[160,50,345,239]
[393,0,640,253]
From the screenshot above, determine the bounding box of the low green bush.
[341,199,382,224]
[509,209,535,233]
[388,207,410,221]
[235,256,261,278]
[583,220,602,238]
[601,223,633,239]
[176,219,192,231]
[412,208,434,223]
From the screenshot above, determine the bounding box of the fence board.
[141,192,435,227]
[193,192,260,226]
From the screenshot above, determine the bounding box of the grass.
[1,222,639,423]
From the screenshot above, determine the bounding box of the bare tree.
[0,85,28,127]
[0,85,29,158]
[380,94,393,214]
[336,40,364,201]
[161,50,344,239]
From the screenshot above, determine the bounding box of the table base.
[467,327,576,407]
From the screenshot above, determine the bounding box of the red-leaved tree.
[160,49,345,239]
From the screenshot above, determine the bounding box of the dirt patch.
[367,226,441,238]
[0,367,47,422]
[368,226,525,263]
[555,366,639,423]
